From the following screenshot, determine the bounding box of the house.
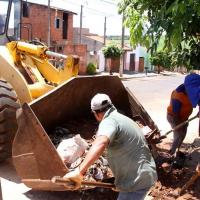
[124,46,152,72]
[73,27,104,68]
[104,36,152,73]
[21,1,87,74]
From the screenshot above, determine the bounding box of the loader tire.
[0,80,20,162]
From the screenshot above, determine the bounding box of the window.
[22,2,29,18]
[55,18,60,29]
[63,13,68,39]
[0,0,7,34]
[8,0,21,40]
[58,46,63,51]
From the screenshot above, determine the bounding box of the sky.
[28,0,129,36]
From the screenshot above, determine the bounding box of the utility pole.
[121,15,125,49]
[103,16,107,45]
[47,0,51,47]
[79,5,83,44]
[120,13,125,77]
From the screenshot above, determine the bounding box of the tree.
[150,51,172,73]
[102,44,123,58]
[118,0,200,69]
[102,44,123,75]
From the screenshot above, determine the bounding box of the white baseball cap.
[91,93,112,111]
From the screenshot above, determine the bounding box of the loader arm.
[0,46,32,103]
[6,41,79,99]
[7,41,79,83]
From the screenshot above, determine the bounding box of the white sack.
[57,134,88,164]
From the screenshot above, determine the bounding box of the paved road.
[123,73,199,143]
[0,73,199,200]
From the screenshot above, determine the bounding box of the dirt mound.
[149,138,200,200]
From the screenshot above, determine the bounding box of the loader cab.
[0,0,21,44]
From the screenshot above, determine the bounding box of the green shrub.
[102,44,123,58]
[87,62,96,75]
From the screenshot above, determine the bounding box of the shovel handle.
[82,180,115,188]
[158,114,199,142]
[52,176,115,189]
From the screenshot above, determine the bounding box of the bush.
[87,62,96,75]
[150,51,172,69]
[102,44,123,58]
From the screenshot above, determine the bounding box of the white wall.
[97,50,105,72]
[125,46,151,72]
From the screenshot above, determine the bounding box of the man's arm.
[79,135,109,175]
[62,135,110,190]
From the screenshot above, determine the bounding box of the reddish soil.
[148,138,200,200]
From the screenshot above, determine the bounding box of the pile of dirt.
[148,138,200,200]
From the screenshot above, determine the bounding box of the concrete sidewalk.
[97,70,179,80]
[98,71,158,79]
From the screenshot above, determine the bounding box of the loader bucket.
[12,75,159,191]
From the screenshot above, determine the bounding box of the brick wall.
[21,3,73,43]
[21,2,87,74]
[64,44,87,74]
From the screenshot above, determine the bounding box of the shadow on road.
[24,188,117,200]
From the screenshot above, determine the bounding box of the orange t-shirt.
[167,90,193,121]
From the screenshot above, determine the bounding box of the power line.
[100,0,118,5]
[83,7,117,17]
[29,0,120,18]
[59,0,119,17]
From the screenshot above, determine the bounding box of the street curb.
[119,74,158,80]
[80,71,180,80]
[97,72,159,80]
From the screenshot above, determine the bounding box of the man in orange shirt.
[184,73,200,136]
[167,84,193,155]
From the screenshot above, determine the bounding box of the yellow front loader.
[0,0,79,161]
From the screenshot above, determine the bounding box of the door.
[139,57,144,72]
[129,53,135,71]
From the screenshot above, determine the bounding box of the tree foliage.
[150,51,171,68]
[118,0,200,68]
[102,44,123,58]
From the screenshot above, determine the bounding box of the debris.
[49,126,74,147]
[178,163,200,195]
[161,162,172,173]
[57,134,88,164]
[54,129,113,184]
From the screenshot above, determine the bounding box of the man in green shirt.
[64,93,157,200]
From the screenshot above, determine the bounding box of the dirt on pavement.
[148,138,200,200]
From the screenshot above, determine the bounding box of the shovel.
[51,176,115,189]
[156,114,198,143]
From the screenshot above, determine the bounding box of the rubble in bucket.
[48,118,154,188]
[56,134,88,164]
[49,126,113,184]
